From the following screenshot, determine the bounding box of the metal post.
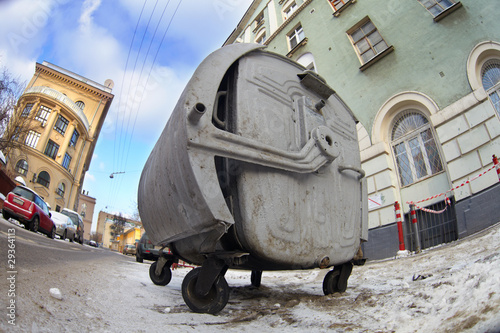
[410,204,421,253]
[493,155,500,182]
[394,202,406,253]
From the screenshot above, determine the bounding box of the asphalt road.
[0,216,124,269]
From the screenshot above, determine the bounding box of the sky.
[0,0,253,231]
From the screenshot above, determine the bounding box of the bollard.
[394,202,406,252]
[494,155,500,182]
[410,204,421,253]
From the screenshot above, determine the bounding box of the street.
[1,216,500,332]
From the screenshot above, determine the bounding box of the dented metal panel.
[138,44,367,269]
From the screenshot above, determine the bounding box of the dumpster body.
[138,43,368,314]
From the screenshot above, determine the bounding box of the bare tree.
[110,213,126,241]
[0,67,33,155]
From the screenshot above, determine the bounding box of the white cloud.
[79,0,102,33]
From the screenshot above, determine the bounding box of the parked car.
[60,208,84,244]
[50,210,76,241]
[135,233,161,263]
[89,240,98,247]
[2,185,55,238]
[122,244,136,255]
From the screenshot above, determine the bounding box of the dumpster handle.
[338,165,365,180]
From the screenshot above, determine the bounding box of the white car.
[50,211,77,241]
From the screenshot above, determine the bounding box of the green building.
[226,0,500,259]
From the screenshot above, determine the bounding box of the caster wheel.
[250,270,262,287]
[323,268,341,295]
[149,261,172,286]
[182,267,229,314]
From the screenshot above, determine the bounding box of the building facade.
[226,0,500,258]
[78,191,96,241]
[96,211,142,249]
[4,62,113,214]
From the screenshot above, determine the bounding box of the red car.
[2,185,55,238]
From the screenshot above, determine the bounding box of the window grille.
[54,115,69,135]
[56,183,66,197]
[44,140,59,160]
[37,171,51,188]
[482,59,500,115]
[391,110,443,187]
[21,103,34,117]
[75,101,85,110]
[15,159,28,175]
[35,105,51,126]
[25,131,41,148]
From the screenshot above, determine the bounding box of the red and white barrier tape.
[406,163,497,213]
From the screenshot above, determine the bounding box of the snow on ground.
[4,222,500,332]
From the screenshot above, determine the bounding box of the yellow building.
[119,227,142,253]
[96,211,142,249]
[4,61,113,212]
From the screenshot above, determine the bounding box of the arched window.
[296,53,317,72]
[391,110,443,187]
[37,171,51,188]
[56,182,66,197]
[481,59,500,115]
[15,159,28,175]
[75,101,85,110]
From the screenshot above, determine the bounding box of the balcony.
[23,86,90,131]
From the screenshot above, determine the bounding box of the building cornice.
[35,63,114,101]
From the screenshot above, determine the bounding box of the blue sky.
[0,0,252,231]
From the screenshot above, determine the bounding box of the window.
[37,171,51,188]
[56,183,65,197]
[21,103,34,117]
[297,53,317,72]
[329,0,354,15]
[254,11,264,30]
[44,140,59,160]
[54,115,69,135]
[283,1,297,20]
[255,30,266,44]
[418,0,458,17]
[25,130,41,148]
[15,159,28,175]
[69,129,80,147]
[62,153,72,170]
[391,111,443,187]
[481,59,500,116]
[11,126,20,141]
[75,101,85,110]
[348,18,390,65]
[288,24,305,50]
[35,105,51,126]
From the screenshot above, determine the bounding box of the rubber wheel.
[251,270,262,287]
[49,227,56,239]
[136,254,143,263]
[30,216,40,232]
[2,209,11,220]
[149,261,172,286]
[182,267,229,314]
[323,269,341,295]
[62,230,67,240]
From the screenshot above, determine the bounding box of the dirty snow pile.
[4,223,500,332]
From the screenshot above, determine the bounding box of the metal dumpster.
[138,43,368,314]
